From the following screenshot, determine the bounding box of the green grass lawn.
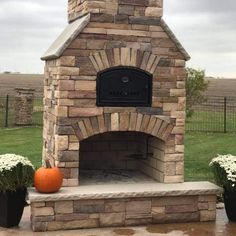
[185,132,236,182]
[0,127,43,168]
[0,127,235,183]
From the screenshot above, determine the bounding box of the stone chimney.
[68,0,163,23]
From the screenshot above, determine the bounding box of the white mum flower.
[210,154,236,183]
[0,153,34,172]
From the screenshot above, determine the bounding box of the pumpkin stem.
[45,159,51,168]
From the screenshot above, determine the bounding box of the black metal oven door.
[97,66,152,107]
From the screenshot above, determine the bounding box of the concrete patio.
[1,204,236,236]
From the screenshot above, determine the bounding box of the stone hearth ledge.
[28,182,222,202]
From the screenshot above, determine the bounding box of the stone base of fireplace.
[29,182,222,232]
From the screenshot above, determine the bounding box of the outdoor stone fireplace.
[41,2,189,187]
[29,0,221,231]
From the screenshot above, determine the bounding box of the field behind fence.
[0,95,236,133]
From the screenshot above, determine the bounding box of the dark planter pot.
[224,188,236,222]
[0,188,27,228]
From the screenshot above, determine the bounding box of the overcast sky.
[0,0,235,78]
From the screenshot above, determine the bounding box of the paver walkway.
[0,206,236,236]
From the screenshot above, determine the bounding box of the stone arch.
[72,112,173,142]
[89,48,161,74]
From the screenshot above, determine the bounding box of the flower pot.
[0,188,27,228]
[223,188,236,222]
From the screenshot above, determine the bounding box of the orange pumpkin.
[34,160,63,193]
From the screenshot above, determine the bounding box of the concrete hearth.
[79,170,157,185]
[29,182,221,231]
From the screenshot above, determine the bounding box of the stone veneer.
[29,182,222,231]
[68,0,164,23]
[43,63,185,186]
[14,88,35,125]
[42,11,188,186]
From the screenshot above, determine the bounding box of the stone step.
[28,182,222,232]
[29,181,221,202]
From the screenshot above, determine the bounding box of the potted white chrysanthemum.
[0,154,35,228]
[210,154,236,221]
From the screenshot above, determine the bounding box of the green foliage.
[0,154,35,192]
[211,163,229,189]
[186,68,209,118]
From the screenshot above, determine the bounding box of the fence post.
[224,97,227,133]
[4,94,9,128]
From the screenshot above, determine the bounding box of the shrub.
[186,68,209,118]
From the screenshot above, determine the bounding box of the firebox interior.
[79,131,165,185]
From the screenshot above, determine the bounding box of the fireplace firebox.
[97,66,152,107]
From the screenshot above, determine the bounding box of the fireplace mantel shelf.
[29,181,222,203]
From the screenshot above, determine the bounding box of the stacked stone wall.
[43,42,186,186]
[68,0,163,23]
[14,88,35,125]
[31,194,217,231]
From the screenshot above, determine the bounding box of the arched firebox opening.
[79,131,165,185]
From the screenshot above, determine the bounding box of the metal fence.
[186,96,236,133]
[0,95,236,133]
[0,95,43,128]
